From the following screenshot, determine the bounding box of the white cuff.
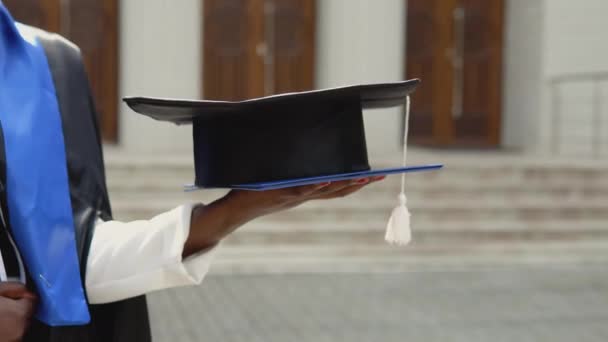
[86,203,218,304]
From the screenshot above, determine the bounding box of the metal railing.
[549,71,608,158]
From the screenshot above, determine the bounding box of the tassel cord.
[400,96,411,195]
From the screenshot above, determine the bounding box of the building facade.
[5,0,608,159]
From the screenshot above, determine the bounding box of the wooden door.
[203,0,265,101]
[271,0,315,95]
[2,0,60,32]
[406,0,504,147]
[4,0,119,142]
[203,0,315,101]
[63,0,119,142]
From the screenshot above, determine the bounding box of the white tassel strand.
[385,96,413,245]
[385,193,411,245]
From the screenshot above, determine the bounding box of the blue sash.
[0,5,90,325]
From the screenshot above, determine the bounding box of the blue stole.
[0,5,90,325]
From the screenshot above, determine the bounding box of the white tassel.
[385,95,413,245]
[385,193,411,245]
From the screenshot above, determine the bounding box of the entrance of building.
[4,0,119,142]
[203,0,316,101]
[406,0,504,147]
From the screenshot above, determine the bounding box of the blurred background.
[5,0,608,341]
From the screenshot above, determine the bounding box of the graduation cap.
[124,79,443,245]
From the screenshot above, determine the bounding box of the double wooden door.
[203,0,316,100]
[406,0,504,147]
[4,0,119,142]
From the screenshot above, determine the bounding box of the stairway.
[104,150,608,271]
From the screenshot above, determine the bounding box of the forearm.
[183,192,258,258]
[86,196,250,303]
[183,179,375,257]
[86,204,218,304]
[84,178,376,303]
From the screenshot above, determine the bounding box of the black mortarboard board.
[123,80,442,191]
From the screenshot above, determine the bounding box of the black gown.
[18,27,152,342]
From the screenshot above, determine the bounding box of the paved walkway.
[148,263,608,342]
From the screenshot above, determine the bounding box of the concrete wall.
[501,0,544,151]
[316,0,406,162]
[493,0,608,157]
[116,0,608,158]
[538,0,608,157]
[118,0,201,154]
[117,0,406,160]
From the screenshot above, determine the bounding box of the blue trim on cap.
[184,164,444,191]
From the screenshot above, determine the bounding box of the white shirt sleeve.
[85,203,217,304]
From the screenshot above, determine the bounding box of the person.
[0,3,384,341]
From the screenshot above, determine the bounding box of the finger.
[325,178,367,190]
[286,176,380,201]
[0,282,32,299]
[369,175,386,183]
[279,179,358,208]
[332,177,371,189]
[281,182,332,199]
[313,183,368,200]
[16,296,37,318]
[17,291,37,301]
[308,178,369,198]
[312,176,387,200]
[3,289,36,301]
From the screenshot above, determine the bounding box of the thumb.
[17,296,38,317]
[0,282,36,300]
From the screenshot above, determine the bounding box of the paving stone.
[148,264,608,342]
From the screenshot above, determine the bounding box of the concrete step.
[109,196,608,222]
[107,188,227,206]
[229,219,608,244]
[106,173,608,190]
[108,182,608,208]
[107,182,608,203]
[210,240,608,274]
[239,219,608,233]
[222,219,608,245]
[103,152,608,248]
[107,165,608,197]
[103,155,608,189]
[104,166,608,203]
[105,169,608,191]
